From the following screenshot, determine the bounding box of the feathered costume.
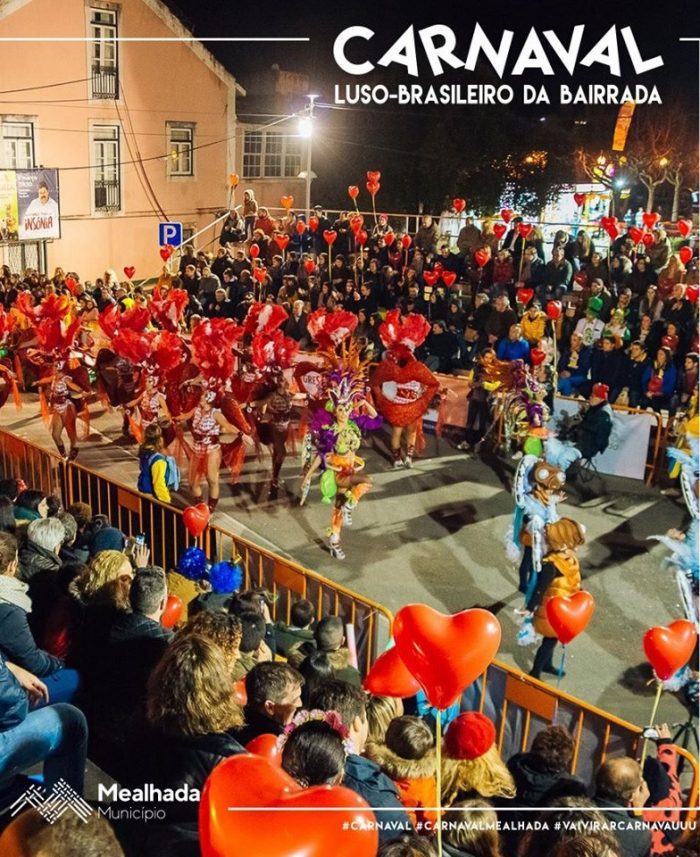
[0,306,21,412]
[300,309,381,559]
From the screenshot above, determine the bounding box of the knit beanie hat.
[90,526,126,554]
[444,712,496,760]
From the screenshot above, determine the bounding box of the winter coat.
[0,651,27,731]
[343,753,413,843]
[594,797,652,857]
[575,402,613,460]
[520,312,547,345]
[0,590,63,677]
[506,751,587,807]
[273,622,314,657]
[528,551,581,638]
[642,741,683,855]
[364,741,438,828]
[17,542,62,644]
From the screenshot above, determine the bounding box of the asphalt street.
[1,395,697,737]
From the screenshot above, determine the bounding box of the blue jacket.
[343,754,413,843]
[497,338,530,363]
[0,652,28,731]
[642,364,678,397]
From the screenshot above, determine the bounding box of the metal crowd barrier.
[0,428,696,813]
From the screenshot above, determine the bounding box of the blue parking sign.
[159,221,182,247]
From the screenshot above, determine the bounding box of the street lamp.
[300,94,319,221]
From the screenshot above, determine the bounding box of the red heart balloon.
[606,225,620,241]
[199,755,377,857]
[366,181,380,196]
[546,300,562,321]
[323,230,337,246]
[629,227,644,244]
[474,249,489,269]
[423,271,439,287]
[363,647,422,698]
[433,262,444,274]
[357,230,368,246]
[350,215,364,234]
[642,212,660,229]
[493,224,507,240]
[295,221,306,236]
[401,235,412,250]
[274,235,290,251]
[348,185,360,200]
[642,232,654,247]
[385,231,396,246]
[600,216,616,229]
[183,503,210,538]
[441,271,457,288]
[308,216,319,232]
[233,678,247,706]
[246,734,282,765]
[516,287,534,306]
[160,245,174,262]
[643,620,698,681]
[679,246,693,266]
[677,219,692,238]
[123,266,136,279]
[518,223,533,239]
[304,259,316,274]
[249,244,260,259]
[685,284,699,304]
[161,594,183,629]
[573,272,588,287]
[453,198,466,213]
[253,266,267,283]
[229,174,239,188]
[366,170,381,183]
[530,348,546,367]
[545,592,595,645]
[573,193,586,207]
[393,605,501,709]
[280,195,294,210]
[501,209,513,224]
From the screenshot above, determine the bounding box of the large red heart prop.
[493,224,507,240]
[323,230,337,246]
[161,594,183,629]
[280,195,294,210]
[546,300,562,321]
[370,358,439,427]
[685,284,699,304]
[642,212,660,229]
[453,198,466,213]
[474,249,489,268]
[229,174,239,188]
[518,223,533,239]
[295,221,306,236]
[246,734,282,765]
[401,235,412,250]
[308,216,319,232]
[274,235,289,251]
[348,185,359,200]
[385,231,396,246]
[160,245,174,262]
[501,209,514,224]
[393,605,501,709]
[350,215,364,234]
[442,271,457,287]
[357,230,368,246]
[363,647,422,698]
[123,266,136,279]
[200,755,377,857]
[679,246,693,266]
[249,244,260,259]
[677,219,692,238]
[183,503,210,538]
[304,260,316,274]
[530,348,546,367]
[642,232,654,247]
[366,181,380,196]
[516,287,534,306]
[573,272,588,287]
[573,193,586,207]
[367,170,381,183]
[629,227,644,245]
[643,620,697,681]
[423,271,439,287]
[545,592,595,645]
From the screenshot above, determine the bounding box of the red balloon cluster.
[366,170,381,196]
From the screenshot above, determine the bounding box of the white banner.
[553,396,653,481]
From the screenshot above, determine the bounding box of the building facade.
[0,0,242,279]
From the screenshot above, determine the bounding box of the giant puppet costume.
[370,309,439,468]
[300,309,381,560]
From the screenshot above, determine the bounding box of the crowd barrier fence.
[0,428,696,813]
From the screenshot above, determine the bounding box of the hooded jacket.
[0,652,28,730]
[364,741,438,827]
[506,752,587,807]
[0,578,63,677]
[343,753,413,843]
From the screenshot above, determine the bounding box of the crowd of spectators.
[0,477,694,856]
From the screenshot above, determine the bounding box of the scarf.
[0,574,32,613]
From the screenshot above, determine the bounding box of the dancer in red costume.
[370,309,439,469]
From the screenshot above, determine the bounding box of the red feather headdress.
[243,302,288,338]
[251,330,299,372]
[191,318,240,388]
[149,286,189,333]
[307,309,358,351]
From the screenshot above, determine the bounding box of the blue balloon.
[209,560,244,594]
[177,546,207,580]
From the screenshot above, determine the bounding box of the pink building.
[0,0,243,280]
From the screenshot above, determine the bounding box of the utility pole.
[302,94,318,221]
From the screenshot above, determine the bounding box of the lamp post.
[299,94,319,221]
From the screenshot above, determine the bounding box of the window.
[243,130,304,179]
[167,123,194,177]
[90,8,118,99]
[1,120,34,169]
[92,124,120,212]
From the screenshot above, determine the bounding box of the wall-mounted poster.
[16,169,61,240]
